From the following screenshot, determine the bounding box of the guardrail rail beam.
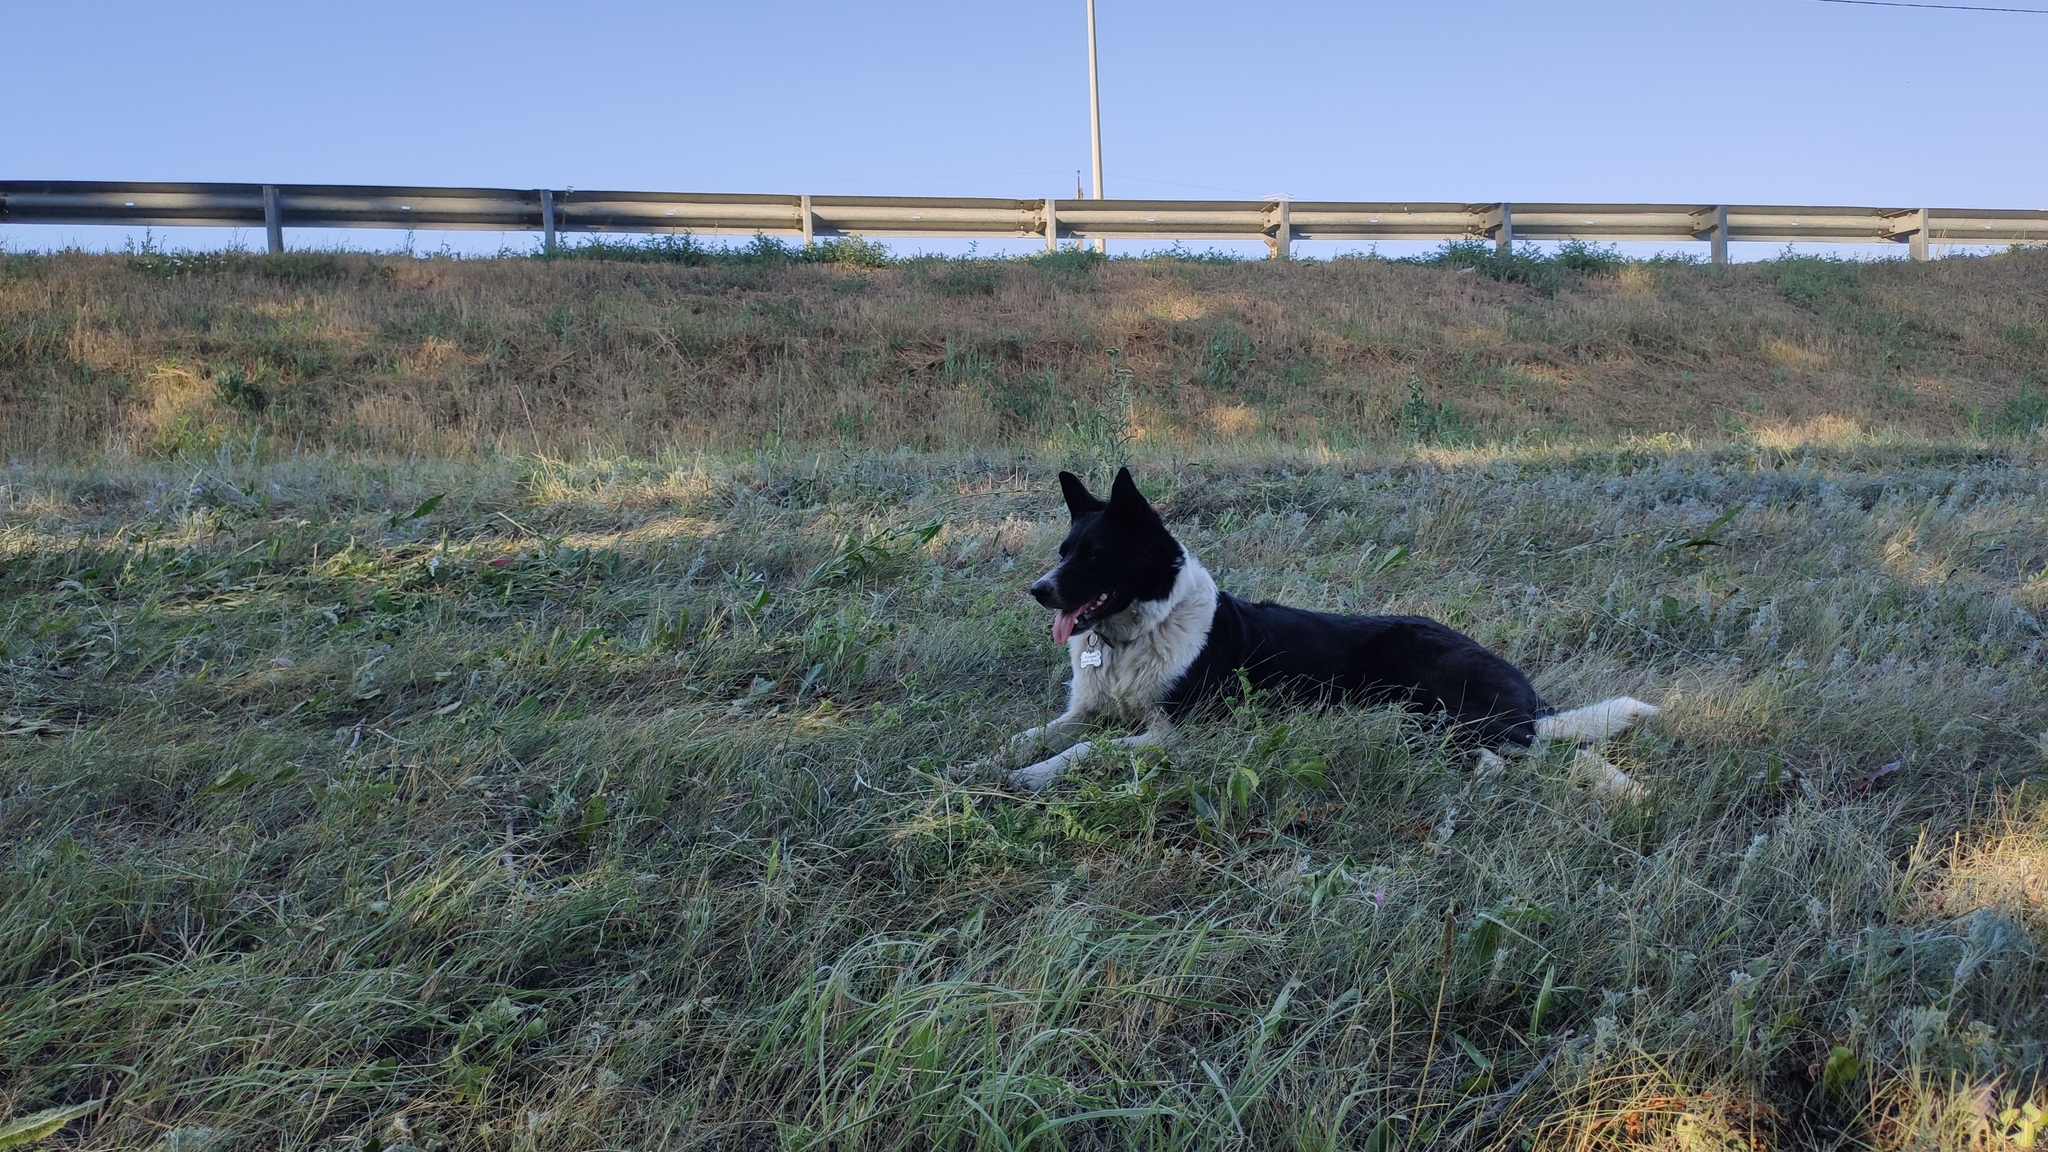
[4,182,2045,260]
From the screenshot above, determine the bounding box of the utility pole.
[1087,0,1106,254]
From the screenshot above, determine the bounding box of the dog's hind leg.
[1476,742,1646,801]
[1533,697,1659,746]
[1574,748,1646,801]
[1478,696,1659,799]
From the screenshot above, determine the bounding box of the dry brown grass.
[3,246,2045,459]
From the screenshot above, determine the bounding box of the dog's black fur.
[1031,468,1550,747]
[1163,604,1549,746]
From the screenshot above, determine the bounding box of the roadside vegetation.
[2,243,2046,1149]
[5,240,2046,461]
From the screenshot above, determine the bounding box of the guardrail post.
[800,194,814,247]
[1044,198,1059,252]
[1267,197,1292,260]
[1910,208,1930,261]
[1493,202,1513,256]
[1708,206,1728,265]
[540,190,557,254]
[263,185,283,254]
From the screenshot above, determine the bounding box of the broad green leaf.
[0,1099,103,1150]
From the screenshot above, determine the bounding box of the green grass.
[4,436,2047,1149]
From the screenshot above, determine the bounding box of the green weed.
[1027,245,1108,278]
[1997,378,2048,435]
[210,363,267,413]
[1200,322,1258,390]
[1063,349,1137,470]
[1400,381,1470,444]
[1400,239,1623,292]
[1760,254,1868,311]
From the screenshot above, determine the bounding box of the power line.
[1813,0,2048,13]
[1109,173,1264,197]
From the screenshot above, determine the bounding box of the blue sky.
[7,0,2044,259]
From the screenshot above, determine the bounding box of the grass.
[5,244,2048,460]
[3,245,2048,1150]
[542,233,893,270]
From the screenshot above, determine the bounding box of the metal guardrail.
[5,181,2046,263]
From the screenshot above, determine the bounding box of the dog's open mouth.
[1052,592,1112,644]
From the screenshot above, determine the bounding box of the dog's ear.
[1058,471,1105,519]
[1107,467,1153,518]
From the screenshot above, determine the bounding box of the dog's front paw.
[1007,756,1068,792]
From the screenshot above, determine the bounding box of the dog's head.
[1030,467,1182,643]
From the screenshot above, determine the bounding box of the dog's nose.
[1029,578,1057,607]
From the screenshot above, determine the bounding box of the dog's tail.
[1535,696,1659,743]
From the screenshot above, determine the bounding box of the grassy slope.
[1,249,2047,1150]
[3,246,2047,459]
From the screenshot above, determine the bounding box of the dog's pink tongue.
[1052,606,1085,645]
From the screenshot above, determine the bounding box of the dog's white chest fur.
[1066,550,1218,719]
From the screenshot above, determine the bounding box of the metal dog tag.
[1079,634,1106,668]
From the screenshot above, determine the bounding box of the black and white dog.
[1000,468,1658,792]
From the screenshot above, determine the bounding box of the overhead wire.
[1812,0,2048,12]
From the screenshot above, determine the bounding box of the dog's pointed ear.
[1107,467,1153,517]
[1058,471,1105,519]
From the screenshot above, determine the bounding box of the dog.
[998,468,1658,793]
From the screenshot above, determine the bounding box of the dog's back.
[1161,595,1548,746]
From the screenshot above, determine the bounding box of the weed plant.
[1398,240,1631,293]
